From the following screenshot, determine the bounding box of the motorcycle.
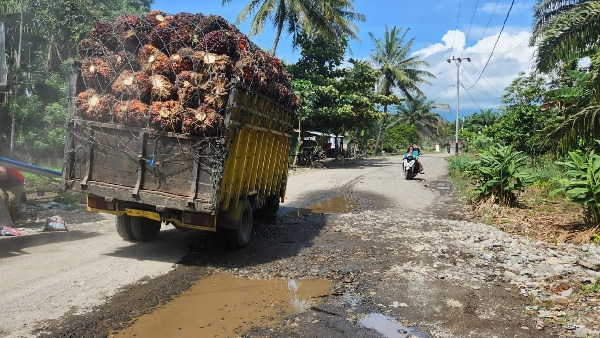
[403,156,419,180]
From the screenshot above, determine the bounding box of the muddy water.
[116,273,332,337]
[287,196,358,217]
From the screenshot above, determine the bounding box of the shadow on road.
[0,230,102,259]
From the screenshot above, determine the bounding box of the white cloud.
[415,30,465,58]
[413,28,535,115]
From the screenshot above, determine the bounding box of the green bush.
[552,148,600,225]
[448,154,475,174]
[467,144,535,206]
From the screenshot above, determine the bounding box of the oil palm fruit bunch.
[149,100,181,131]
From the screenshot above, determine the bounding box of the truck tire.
[264,194,280,218]
[227,200,253,248]
[115,215,136,241]
[131,217,161,241]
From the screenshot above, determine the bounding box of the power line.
[465,0,514,90]
[462,65,501,99]
[430,85,456,101]
[480,0,500,41]
[465,0,480,43]
[467,62,504,96]
[450,2,462,57]
[461,82,483,111]
[438,65,457,75]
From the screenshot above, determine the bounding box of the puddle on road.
[286,196,358,217]
[359,313,429,338]
[116,273,332,338]
[436,182,451,190]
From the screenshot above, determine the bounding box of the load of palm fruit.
[75,10,300,136]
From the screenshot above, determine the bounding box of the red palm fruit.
[111,70,151,101]
[149,74,176,101]
[115,14,143,33]
[78,39,107,58]
[113,100,149,126]
[289,93,302,111]
[195,15,233,37]
[148,21,174,53]
[168,25,197,54]
[175,71,204,108]
[111,50,140,73]
[159,53,193,79]
[138,44,169,74]
[91,21,118,51]
[195,30,239,58]
[181,104,215,135]
[77,93,115,121]
[203,53,232,75]
[173,12,204,28]
[149,100,181,131]
[180,49,208,74]
[118,28,148,54]
[145,10,169,28]
[201,103,224,136]
[234,50,259,86]
[75,90,96,117]
[201,75,230,113]
[81,58,116,91]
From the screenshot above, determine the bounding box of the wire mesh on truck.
[64,11,300,214]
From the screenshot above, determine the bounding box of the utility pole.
[447,56,470,154]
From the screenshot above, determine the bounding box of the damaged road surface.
[1,153,598,337]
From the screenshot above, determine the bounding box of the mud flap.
[217,199,246,229]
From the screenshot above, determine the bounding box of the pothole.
[359,313,429,337]
[115,273,332,337]
[285,196,358,217]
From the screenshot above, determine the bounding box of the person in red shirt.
[0,166,24,222]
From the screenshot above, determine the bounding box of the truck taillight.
[87,196,116,211]
[183,212,214,227]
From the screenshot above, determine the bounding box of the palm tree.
[393,96,448,139]
[222,0,365,55]
[530,0,600,151]
[530,0,600,73]
[369,25,435,155]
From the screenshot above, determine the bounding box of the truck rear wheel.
[131,217,161,241]
[227,200,253,248]
[116,215,136,241]
[264,194,280,218]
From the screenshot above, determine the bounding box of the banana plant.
[553,146,600,225]
[467,144,534,206]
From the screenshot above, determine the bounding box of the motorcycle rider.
[404,145,424,174]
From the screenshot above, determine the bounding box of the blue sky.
[151,1,536,119]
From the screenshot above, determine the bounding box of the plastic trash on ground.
[43,216,68,231]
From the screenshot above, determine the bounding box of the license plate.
[125,208,161,221]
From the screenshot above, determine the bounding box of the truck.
[62,12,297,247]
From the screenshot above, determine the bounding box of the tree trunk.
[374,104,388,155]
[353,127,360,158]
[270,0,286,55]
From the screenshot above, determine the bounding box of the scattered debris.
[0,226,21,236]
[43,216,68,231]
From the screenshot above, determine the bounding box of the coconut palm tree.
[222,0,365,55]
[369,25,435,155]
[530,0,600,151]
[393,96,448,139]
